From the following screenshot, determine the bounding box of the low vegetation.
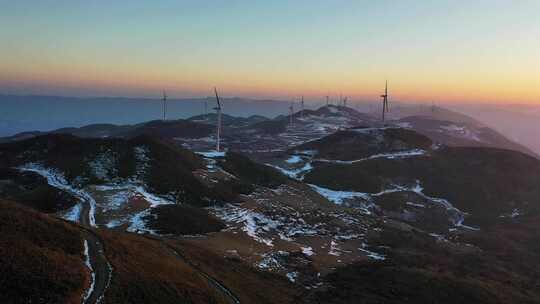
[293,128,432,160]
[0,200,86,304]
[145,204,225,235]
[309,215,540,304]
[98,231,230,304]
[0,168,77,213]
[305,146,540,225]
[219,152,288,189]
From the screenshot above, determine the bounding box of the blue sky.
[1,1,539,103]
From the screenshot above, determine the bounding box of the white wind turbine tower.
[213,88,223,152]
[162,90,167,121]
[289,102,294,127]
[380,80,389,122]
[300,96,304,119]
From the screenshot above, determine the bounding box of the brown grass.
[98,230,229,304]
[168,239,304,304]
[0,200,87,304]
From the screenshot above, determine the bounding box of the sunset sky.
[1,1,539,103]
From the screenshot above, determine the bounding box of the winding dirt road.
[80,198,111,304]
[166,244,241,304]
[143,235,241,304]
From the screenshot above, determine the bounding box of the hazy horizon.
[3,94,540,158]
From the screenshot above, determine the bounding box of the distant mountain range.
[0,94,303,137]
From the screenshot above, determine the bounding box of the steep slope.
[0,199,300,303]
[0,200,88,304]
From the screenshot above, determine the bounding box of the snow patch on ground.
[328,240,341,256]
[211,204,278,246]
[88,149,117,180]
[63,203,83,222]
[499,208,521,218]
[359,243,386,260]
[133,146,150,178]
[268,162,313,180]
[314,149,427,164]
[439,124,481,142]
[256,251,288,271]
[286,272,299,283]
[95,182,175,233]
[309,184,373,214]
[309,184,370,205]
[395,122,412,128]
[301,246,314,256]
[211,201,347,245]
[127,209,158,234]
[197,151,226,158]
[372,181,479,230]
[285,155,302,164]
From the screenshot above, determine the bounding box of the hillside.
[292,127,432,161]
[396,115,538,158]
[291,128,540,230]
[0,119,214,143]
[0,200,88,304]
[3,107,540,303]
[0,199,301,303]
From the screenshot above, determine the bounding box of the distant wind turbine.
[162,90,167,121]
[289,102,294,127]
[380,81,389,122]
[326,95,329,106]
[300,96,304,119]
[213,88,223,152]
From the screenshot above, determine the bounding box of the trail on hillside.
[142,235,241,304]
[166,244,241,304]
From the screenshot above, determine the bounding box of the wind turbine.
[162,90,167,121]
[213,88,223,152]
[326,95,329,106]
[380,81,389,122]
[343,96,348,107]
[300,96,305,119]
[289,102,294,127]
